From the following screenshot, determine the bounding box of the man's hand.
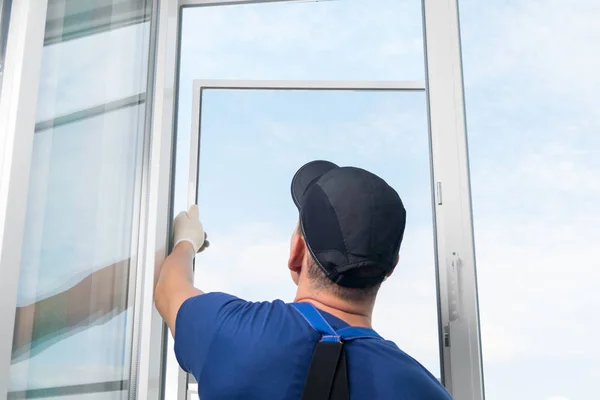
[173,204,210,253]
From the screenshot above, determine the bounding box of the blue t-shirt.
[174,292,453,400]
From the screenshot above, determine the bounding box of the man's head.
[287,160,406,303]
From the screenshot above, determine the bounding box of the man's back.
[175,292,453,400]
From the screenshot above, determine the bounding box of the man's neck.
[294,291,374,328]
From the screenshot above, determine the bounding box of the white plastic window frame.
[168,0,485,400]
[423,0,484,398]
[0,0,49,397]
[186,79,426,207]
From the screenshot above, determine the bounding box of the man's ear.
[288,232,306,273]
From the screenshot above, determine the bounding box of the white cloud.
[179,0,424,81]
[194,222,297,301]
[476,229,600,360]
[473,148,600,363]
[517,146,600,197]
[461,0,600,105]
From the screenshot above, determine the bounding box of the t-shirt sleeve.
[173,292,244,376]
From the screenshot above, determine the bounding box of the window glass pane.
[36,21,150,122]
[8,1,153,397]
[44,0,151,46]
[460,1,600,399]
[182,89,439,376]
[9,107,141,395]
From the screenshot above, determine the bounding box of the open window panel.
[165,0,484,399]
[175,79,443,398]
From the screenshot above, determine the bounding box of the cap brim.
[291,160,338,209]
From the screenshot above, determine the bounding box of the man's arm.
[156,207,250,376]
[12,258,130,361]
[154,242,203,336]
[154,205,207,337]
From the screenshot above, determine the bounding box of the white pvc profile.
[127,0,160,399]
[179,0,298,7]
[0,0,48,397]
[422,0,485,399]
[190,79,425,91]
[134,0,182,399]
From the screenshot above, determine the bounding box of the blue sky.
[9,0,600,399]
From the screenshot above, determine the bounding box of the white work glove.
[173,205,209,254]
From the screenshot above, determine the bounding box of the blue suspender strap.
[292,302,344,400]
[291,302,340,342]
[291,302,382,400]
[291,302,382,342]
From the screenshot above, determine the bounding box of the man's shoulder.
[197,295,318,358]
[195,293,296,314]
[180,292,287,311]
[185,293,306,331]
[228,297,310,329]
[347,338,452,399]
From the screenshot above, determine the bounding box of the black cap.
[291,160,406,289]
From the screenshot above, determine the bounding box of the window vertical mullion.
[422,0,485,398]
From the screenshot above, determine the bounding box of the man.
[154,160,453,400]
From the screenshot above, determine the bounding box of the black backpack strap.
[301,341,347,400]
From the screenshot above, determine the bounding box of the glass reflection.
[8,1,153,398]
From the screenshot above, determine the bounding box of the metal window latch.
[447,252,461,322]
[444,325,451,347]
[436,182,443,205]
